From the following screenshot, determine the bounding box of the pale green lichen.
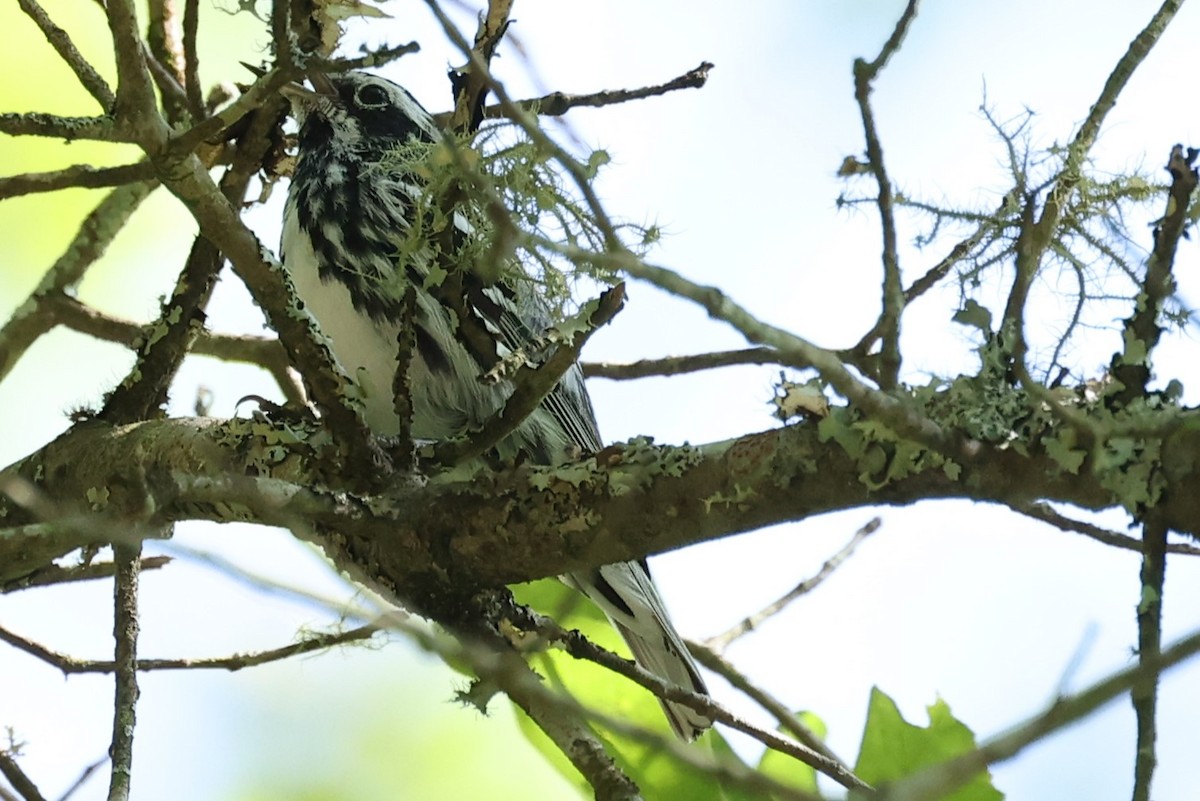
[701,484,756,513]
[86,485,110,511]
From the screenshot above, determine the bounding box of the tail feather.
[567,561,711,740]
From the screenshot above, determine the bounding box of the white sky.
[3,1,1200,799]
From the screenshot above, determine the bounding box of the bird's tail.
[567,560,710,740]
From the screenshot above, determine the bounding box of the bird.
[279,69,710,739]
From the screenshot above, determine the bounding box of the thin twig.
[1,556,171,594]
[0,113,121,141]
[56,755,108,801]
[474,599,832,801]
[181,0,203,118]
[473,61,714,121]
[1011,501,1200,556]
[146,0,189,124]
[851,0,919,388]
[1003,0,1184,434]
[852,191,1016,357]
[705,517,880,652]
[688,641,849,768]
[521,612,869,791]
[582,347,780,380]
[0,162,154,200]
[318,41,421,72]
[0,621,379,673]
[35,292,305,406]
[1132,517,1168,801]
[106,545,141,801]
[168,67,293,155]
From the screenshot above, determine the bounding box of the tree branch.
[0,621,378,673]
[883,623,1200,801]
[1132,516,1168,801]
[0,752,47,801]
[705,517,880,652]
[16,0,114,110]
[583,347,780,380]
[0,162,155,200]
[1,556,171,593]
[0,181,157,384]
[851,0,918,388]
[106,544,141,801]
[2,410,1155,591]
[472,61,714,121]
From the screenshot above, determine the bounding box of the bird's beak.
[280,72,337,113]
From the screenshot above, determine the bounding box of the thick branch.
[0,412,1153,592]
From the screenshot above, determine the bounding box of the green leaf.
[756,712,824,795]
[509,580,737,799]
[854,688,1002,801]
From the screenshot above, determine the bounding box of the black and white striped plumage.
[280,71,709,739]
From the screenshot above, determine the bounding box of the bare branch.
[105,0,162,131]
[100,93,287,424]
[168,67,293,155]
[851,0,918,388]
[1011,501,1200,556]
[1,556,171,593]
[0,181,157,384]
[0,113,122,141]
[36,292,305,406]
[146,0,189,124]
[319,41,421,72]
[446,0,514,133]
[688,640,848,768]
[106,545,141,801]
[705,517,880,652]
[0,752,47,801]
[1109,145,1197,407]
[55,756,107,801]
[583,347,780,380]
[852,191,1017,357]
[15,0,114,110]
[0,162,154,200]
[1132,517,1168,801]
[181,0,203,117]
[475,61,714,121]
[0,621,379,673]
[548,623,868,792]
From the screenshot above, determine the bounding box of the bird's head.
[282,71,439,157]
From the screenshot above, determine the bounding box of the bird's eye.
[354,83,390,109]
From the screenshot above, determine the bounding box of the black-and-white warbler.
[280,71,709,739]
